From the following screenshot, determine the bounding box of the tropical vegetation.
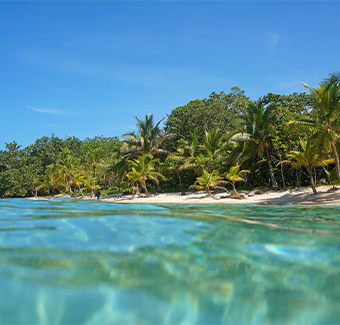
[1,72,340,198]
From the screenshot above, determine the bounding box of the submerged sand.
[30,186,340,206]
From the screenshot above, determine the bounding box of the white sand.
[99,186,340,206]
[28,186,340,205]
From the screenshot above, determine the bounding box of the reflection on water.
[1,199,340,324]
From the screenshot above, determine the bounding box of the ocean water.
[1,199,340,324]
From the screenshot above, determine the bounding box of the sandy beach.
[99,186,340,205]
[29,186,340,206]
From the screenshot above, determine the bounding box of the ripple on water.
[0,199,340,324]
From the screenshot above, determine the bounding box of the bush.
[101,187,120,195]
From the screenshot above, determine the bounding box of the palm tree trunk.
[331,143,340,180]
[78,185,85,198]
[232,182,237,194]
[297,167,301,188]
[265,148,278,188]
[156,183,164,193]
[314,167,317,184]
[280,162,286,190]
[142,180,151,197]
[66,181,74,197]
[244,173,248,187]
[136,182,142,196]
[278,151,286,190]
[215,186,229,194]
[175,167,183,192]
[308,169,318,194]
[206,188,216,199]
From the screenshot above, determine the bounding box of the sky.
[0,1,339,150]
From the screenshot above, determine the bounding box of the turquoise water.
[1,199,340,324]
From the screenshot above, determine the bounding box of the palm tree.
[198,128,233,172]
[225,166,250,194]
[277,139,334,194]
[167,129,201,171]
[50,149,80,196]
[34,172,63,196]
[324,167,340,190]
[191,169,228,199]
[70,173,85,197]
[167,128,232,191]
[108,150,133,193]
[324,71,340,85]
[102,153,119,189]
[126,153,166,197]
[166,130,203,192]
[83,176,100,197]
[121,114,173,159]
[202,128,230,159]
[81,148,106,179]
[288,77,340,179]
[230,97,278,187]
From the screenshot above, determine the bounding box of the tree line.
[1,73,339,198]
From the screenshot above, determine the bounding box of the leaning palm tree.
[70,173,85,197]
[126,153,166,197]
[225,165,250,194]
[191,169,229,199]
[287,77,340,179]
[277,139,334,194]
[229,97,278,187]
[121,114,174,159]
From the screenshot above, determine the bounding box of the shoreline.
[27,186,340,206]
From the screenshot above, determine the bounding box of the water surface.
[1,199,340,324]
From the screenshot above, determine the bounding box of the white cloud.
[19,47,230,89]
[278,80,303,90]
[27,106,69,115]
[45,123,64,128]
[267,32,280,49]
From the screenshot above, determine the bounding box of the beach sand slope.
[100,186,340,206]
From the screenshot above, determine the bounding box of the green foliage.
[1,78,339,198]
[101,187,120,195]
[164,87,250,142]
[262,92,312,116]
[278,138,334,194]
[287,78,340,179]
[121,114,173,159]
[225,166,250,194]
[191,169,228,199]
[323,167,340,189]
[0,142,40,197]
[126,153,166,197]
[230,97,278,187]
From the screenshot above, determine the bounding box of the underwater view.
[1,198,340,324]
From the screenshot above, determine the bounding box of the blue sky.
[0,1,339,150]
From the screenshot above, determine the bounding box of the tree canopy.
[164,87,250,142]
[2,76,340,198]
